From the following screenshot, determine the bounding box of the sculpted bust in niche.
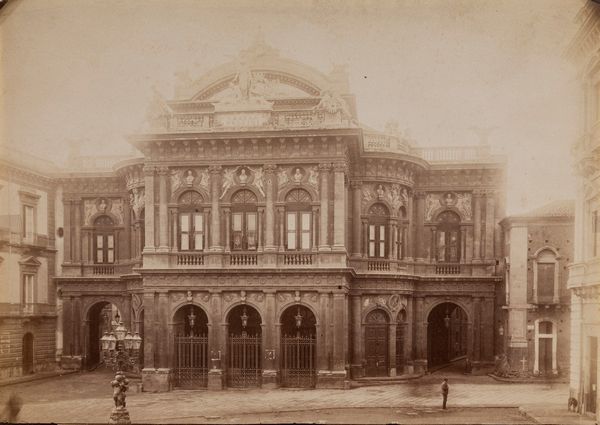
[239,168,249,184]
[376,184,385,199]
[185,170,194,186]
[293,168,303,183]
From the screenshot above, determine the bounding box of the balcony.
[435,263,461,275]
[282,252,315,266]
[61,262,136,277]
[349,258,406,273]
[229,252,258,266]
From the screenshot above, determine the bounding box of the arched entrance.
[280,305,317,388]
[173,305,209,388]
[227,305,262,387]
[427,302,468,368]
[86,301,122,369]
[22,333,34,375]
[396,310,407,374]
[365,309,389,377]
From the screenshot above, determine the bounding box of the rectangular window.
[193,213,203,251]
[437,231,446,261]
[287,212,297,250]
[537,263,555,301]
[246,213,257,250]
[23,274,34,312]
[23,205,34,241]
[300,212,311,250]
[378,225,385,258]
[96,235,104,263]
[107,235,114,263]
[180,215,190,251]
[232,213,243,250]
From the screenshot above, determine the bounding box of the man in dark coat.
[441,378,449,409]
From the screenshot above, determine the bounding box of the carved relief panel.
[83,197,125,225]
[221,165,265,199]
[361,183,409,217]
[170,167,210,199]
[425,192,472,222]
[276,165,319,196]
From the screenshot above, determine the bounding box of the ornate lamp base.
[109,406,131,424]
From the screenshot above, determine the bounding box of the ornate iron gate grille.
[227,334,262,387]
[174,335,208,388]
[281,335,316,388]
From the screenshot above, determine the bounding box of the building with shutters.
[3,39,506,390]
[500,200,574,378]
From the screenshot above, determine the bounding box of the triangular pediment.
[19,256,41,267]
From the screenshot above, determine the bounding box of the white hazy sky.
[0,0,582,214]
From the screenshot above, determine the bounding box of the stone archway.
[364,309,389,377]
[226,305,262,387]
[86,301,122,369]
[173,304,210,388]
[280,305,317,388]
[427,302,468,368]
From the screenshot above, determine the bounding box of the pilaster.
[472,190,483,261]
[157,166,169,252]
[332,162,346,251]
[209,165,223,251]
[143,166,156,252]
[318,163,331,251]
[351,181,362,258]
[264,164,277,251]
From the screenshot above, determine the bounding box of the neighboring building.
[0,147,58,379]
[500,200,574,377]
[1,40,506,390]
[566,2,600,420]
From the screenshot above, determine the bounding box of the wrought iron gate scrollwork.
[281,335,316,388]
[227,334,262,388]
[174,335,209,388]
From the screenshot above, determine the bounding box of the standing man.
[441,378,449,409]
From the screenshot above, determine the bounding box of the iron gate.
[174,335,209,388]
[281,335,316,388]
[227,334,262,387]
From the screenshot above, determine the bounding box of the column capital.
[473,189,487,197]
[143,165,156,176]
[157,166,169,176]
[332,161,348,173]
[263,164,277,173]
[414,191,426,199]
[208,165,222,174]
[350,180,362,189]
[318,163,331,172]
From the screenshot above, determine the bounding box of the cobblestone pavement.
[0,369,580,424]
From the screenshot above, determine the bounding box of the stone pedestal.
[207,369,223,390]
[261,369,278,389]
[60,356,82,370]
[141,368,172,392]
[109,407,131,425]
[413,359,427,374]
[349,364,364,379]
[316,370,347,389]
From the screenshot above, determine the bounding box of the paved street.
[0,368,591,424]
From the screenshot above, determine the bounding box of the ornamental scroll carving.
[129,188,145,220]
[221,166,265,199]
[83,198,124,225]
[425,192,472,222]
[361,183,408,216]
[276,166,319,195]
[363,294,406,312]
[170,168,209,197]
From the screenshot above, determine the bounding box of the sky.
[0,0,583,214]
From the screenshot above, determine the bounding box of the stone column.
[318,163,331,251]
[257,208,264,252]
[224,208,231,253]
[351,182,362,257]
[209,165,222,251]
[158,166,169,252]
[264,164,277,251]
[143,166,156,252]
[317,293,329,370]
[404,298,413,373]
[350,295,362,378]
[311,206,319,251]
[389,322,397,376]
[262,292,277,388]
[484,191,495,260]
[481,297,494,362]
[63,200,72,263]
[332,293,346,371]
[73,199,81,262]
[414,192,425,261]
[414,296,427,372]
[277,206,285,250]
[472,191,482,261]
[473,297,482,362]
[406,192,414,260]
[332,162,346,251]
[391,220,398,260]
[362,219,368,258]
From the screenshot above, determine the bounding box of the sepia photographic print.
[0,0,599,424]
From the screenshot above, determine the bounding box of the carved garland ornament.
[425,192,472,222]
[361,183,408,216]
[221,166,265,199]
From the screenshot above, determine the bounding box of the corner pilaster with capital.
[318,163,331,251]
[263,164,277,251]
[332,162,347,251]
[208,165,223,251]
[157,166,170,252]
[142,165,156,253]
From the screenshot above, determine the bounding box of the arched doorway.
[396,310,407,374]
[86,301,122,370]
[280,305,317,388]
[173,305,209,388]
[427,302,468,368]
[22,333,34,375]
[227,305,262,387]
[365,309,389,377]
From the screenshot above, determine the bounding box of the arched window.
[436,211,461,263]
[285,189,312,251]
[231,189,258,251]
[178,191,204,251]
[535,249,558,304]
[94,215,114,264]
[368,203,389,258]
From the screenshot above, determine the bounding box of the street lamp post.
[100,317,142,373]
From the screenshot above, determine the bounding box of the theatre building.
[53,40,506,391]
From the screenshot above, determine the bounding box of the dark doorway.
[539,338,552,374]
[227,305,262,387]
[173,305,209,388]
[86,302,121,369]
[427,302,468,368]
[588,337,597,414]
[280,305,316,388]
[364,309,389,377]
[22,333,34,375]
